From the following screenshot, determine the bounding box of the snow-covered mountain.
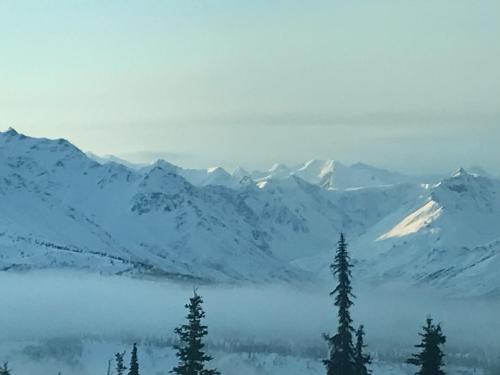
[1,128,499,296]
[90,154,428,191]
[350,168,500,296]
[138,161,244,189]
[251,163,294,181]
[0,129,304,282]
[294,159,420,189]
[247,159,427,190]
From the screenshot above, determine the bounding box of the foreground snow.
[0,339,485,375]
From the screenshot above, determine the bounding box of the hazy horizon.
[2,1,499,174]
[1,126,497,178]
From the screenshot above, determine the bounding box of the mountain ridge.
[1,128,500,296]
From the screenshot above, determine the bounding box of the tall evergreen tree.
[354,325,371,375]
[323,233,356,375]
[115,351,127,375]
[170,290,220,375]
[128,344,140,375]
[407,317,446,375]
[0,362,11,375]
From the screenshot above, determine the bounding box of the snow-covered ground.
[0,272,497,375]
[0,339,484,375]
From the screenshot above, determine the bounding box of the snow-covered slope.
[351,168,500,296]
[1,129,500,296]
[0,129,305,282]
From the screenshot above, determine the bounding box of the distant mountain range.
[88,153,439,190]
[2,128,500,297]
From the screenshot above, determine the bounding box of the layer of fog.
[1,271,499,359]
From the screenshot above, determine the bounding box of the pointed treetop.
[171,290,220,375]
[324,233,357,375]
[407,317,446,375]
[127,343,140,375]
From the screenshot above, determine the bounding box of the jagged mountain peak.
[293,159,338,185]
[452,167,473,178]
[432,167,498,210]
[1,128,85,157]
[231,166,252,183]
[373,168,500,258]
[298,158,338,173]
[381,169,500,241]
[249,159,425,190]
[148,159,180,174]
[140,163,189,191]
[266,163,292,179]
[269,163,291,172]
[0,129,99,183]
[207,166,230,176]
[232,166,249,175]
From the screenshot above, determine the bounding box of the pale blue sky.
[1,1,499,174]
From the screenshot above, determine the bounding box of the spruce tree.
[407,317,446,375]
[128,344,140,375]
[354,325,371,375]
[323,233,356,375]
[115,351,127,375]
[170,290,220,375]
[0,362,11,375]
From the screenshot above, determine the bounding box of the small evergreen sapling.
[115,351,127,375]
[354,325,371,375]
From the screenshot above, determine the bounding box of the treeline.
[2,234,452,375]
